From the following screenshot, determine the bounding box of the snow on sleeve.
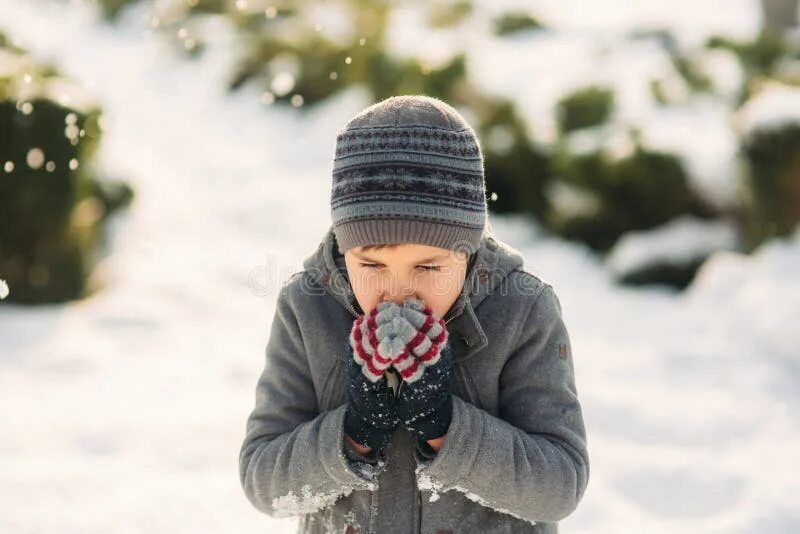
[271,483,358,518]
[415,466,539,527]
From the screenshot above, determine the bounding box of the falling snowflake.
[0,279,9,299]
[26,148,45,170]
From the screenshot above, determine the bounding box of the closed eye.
[359,263,441,272]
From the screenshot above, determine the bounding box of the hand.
[343,308,402,453]
[367,300,433,384]
[392,299,455,443]
[351,301,407,382]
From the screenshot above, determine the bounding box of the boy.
[239,95,589,533]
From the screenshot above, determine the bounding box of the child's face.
[344,243,470,320]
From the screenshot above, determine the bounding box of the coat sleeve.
[413,283,590,525]
[238,281,385,518]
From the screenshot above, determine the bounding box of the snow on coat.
[238,224,590,533]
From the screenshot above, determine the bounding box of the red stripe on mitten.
[349,304,397,382]
[350,299,450,385]
[395,298,449,383]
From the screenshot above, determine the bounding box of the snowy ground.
[1,1,799,533]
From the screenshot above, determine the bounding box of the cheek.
[349,269,383,311]
[425,269,465,295]
[418,273,464,316]
[349,269,383,295]
[347,268,465,315]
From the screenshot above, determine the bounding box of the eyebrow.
[353,251,450,264]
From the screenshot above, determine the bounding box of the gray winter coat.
[239,225,590,533]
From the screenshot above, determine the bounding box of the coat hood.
[301,225,525,359]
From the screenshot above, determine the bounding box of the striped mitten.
[349,299,449,385]
[343,306,403,451]
[398,298,449,375]
[393,298,454,442]
[349,301,406,382]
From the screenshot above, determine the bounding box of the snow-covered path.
[1,1,799,533]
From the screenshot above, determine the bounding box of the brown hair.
[360,243,402,252]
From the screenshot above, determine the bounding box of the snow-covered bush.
[548,135,714,253]
[492,11,545,37]
[736,81,800,251]
[0,34,133,304]
[478,97,552,217]
[605,215,740,289]
[706,29,793,104]
[555,85,615,135]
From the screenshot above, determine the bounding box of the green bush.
[548,138,714,251]
[97,0,137,20]
[739,123,800,250]
[707,30,788,79]
[556,86,615,135]
[706,30,791,105]
[0,38,133,304]
[427,0,473,29]
[228,3,470,108]
[476,98,552,217]
[493,11,545,36]
[618,257,708,289]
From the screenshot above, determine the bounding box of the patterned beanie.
[330,95,488,256]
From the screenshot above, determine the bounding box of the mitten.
[350,302,400,382]
[343,308,402,452]
[398,298,449,375]
[360,300,432,384]
[393,299,454,443]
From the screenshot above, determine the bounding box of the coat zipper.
[415,484,422,533]
[332,273,465,533]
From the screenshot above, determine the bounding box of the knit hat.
[330,95,488,256]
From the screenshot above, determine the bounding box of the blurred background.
[1,0,799,532]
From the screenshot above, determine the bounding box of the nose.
[379,273,417,305]
[381,292,417,305]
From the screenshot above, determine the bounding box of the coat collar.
[301,224,525,361]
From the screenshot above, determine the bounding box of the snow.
[605,215,740,277]
[415,468,539,527]
[639,96,743,208]
[455,485,538,528]
[699,48,746,102]
[271,484,358,519]
[388,0,757,208]
[415,470,443,502]
[544,179,603,219]
[736,80,800,134]
[1,0,799,533]
[482,0,761,48]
